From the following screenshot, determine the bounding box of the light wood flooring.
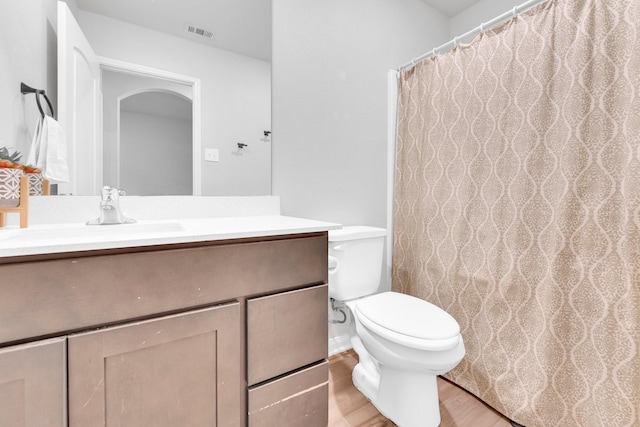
[328,350,513,427]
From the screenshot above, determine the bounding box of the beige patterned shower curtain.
[393,1,640,426]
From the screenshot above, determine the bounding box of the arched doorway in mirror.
[100,63,201,196]
[116,90,193,195]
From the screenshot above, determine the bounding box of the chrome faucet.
[87,186,136,225]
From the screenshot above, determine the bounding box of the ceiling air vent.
[184,22,214,39]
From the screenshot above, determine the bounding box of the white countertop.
[0,215,341,258]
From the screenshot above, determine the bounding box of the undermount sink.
[0,222,185,243]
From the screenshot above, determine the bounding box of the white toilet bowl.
[329,227,465,427]
[348,292,465,427]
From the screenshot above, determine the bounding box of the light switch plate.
[205,148,219,162]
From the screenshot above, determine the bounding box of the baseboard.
[329,334,352,357]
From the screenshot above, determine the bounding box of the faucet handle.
[101,186,126,199]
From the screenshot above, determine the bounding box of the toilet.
[328,226,465,427]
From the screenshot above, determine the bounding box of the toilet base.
[353,362,441,427]
[351,362,379,405]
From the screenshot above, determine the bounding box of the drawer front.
[0,234,327,345]
[247,284,328,386]
[248,361,328,427]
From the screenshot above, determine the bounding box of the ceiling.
[421,0,484,17]
[74,0,479,64]
[75,0,272,62]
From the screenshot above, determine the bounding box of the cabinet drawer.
[247,284,328,386]
[248,361,328,427]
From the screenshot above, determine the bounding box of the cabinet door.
[0,337,66,427]
[68,304,241,427]
[247,284,328,385]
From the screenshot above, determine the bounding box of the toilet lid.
[355,292,460,341]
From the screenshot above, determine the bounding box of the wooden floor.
[328,350,513,427]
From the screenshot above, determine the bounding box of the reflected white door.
[57,0,102,195]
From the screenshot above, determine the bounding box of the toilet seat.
[354,292,461,352]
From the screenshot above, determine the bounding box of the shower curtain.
[393,1,640,426]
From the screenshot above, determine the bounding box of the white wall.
[0,0,57,160]
[272,0,449,229]
[120,108,192,195]
[450,0,523,38]
[75,11,271,196]
[272,0,449,276]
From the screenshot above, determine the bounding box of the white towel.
[27,116,70,182]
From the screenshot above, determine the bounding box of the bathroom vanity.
[0,216,335,426]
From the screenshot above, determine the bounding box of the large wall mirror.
[60,0,271,196]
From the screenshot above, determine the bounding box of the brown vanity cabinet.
[0,232,329,426]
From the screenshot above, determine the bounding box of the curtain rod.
[398,0,549,71]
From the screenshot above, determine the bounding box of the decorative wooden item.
[27,172,44,196]
[0,176,30,228]
[0,167,23,206]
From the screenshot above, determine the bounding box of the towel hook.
[20,82,55,119]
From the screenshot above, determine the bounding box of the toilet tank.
[328,226,386,301]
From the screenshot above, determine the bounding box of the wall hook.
[263,130,271,137]
[237,143,248,149]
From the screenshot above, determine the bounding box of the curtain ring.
[512,6,518,17]
[431,48,437,57]
[453,36,459,47]
[480,22,485,32]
